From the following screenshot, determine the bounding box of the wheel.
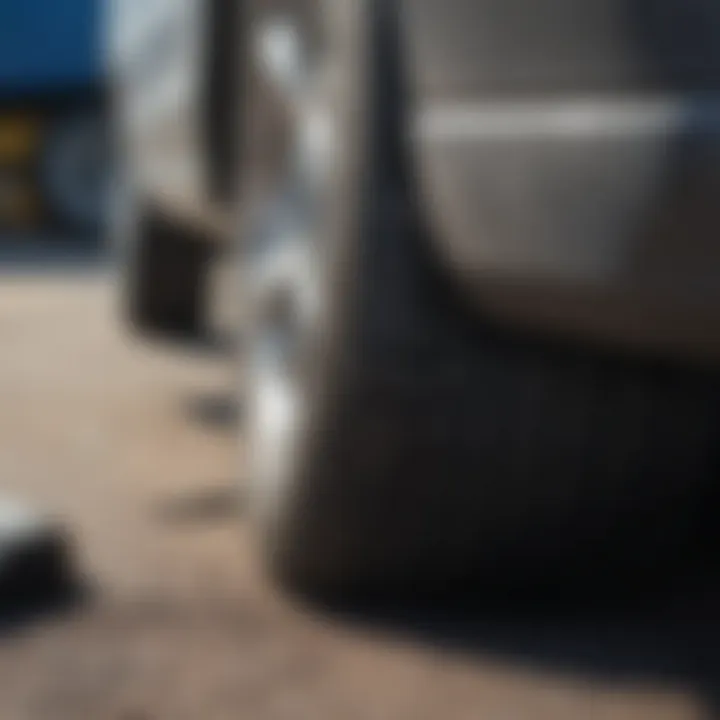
[113,185,214,340]
[244,0,720,601]
[244,0,401,595]
[40,110,109,233]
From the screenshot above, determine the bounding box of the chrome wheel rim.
[247,13,336,519]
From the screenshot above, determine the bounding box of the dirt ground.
[0,257,715,719]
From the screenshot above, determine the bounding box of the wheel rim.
[247,13,336,519]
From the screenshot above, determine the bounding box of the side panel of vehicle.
[400,0,720,359]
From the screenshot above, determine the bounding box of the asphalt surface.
[0,247,715,719]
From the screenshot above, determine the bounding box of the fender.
[399,0,720,360]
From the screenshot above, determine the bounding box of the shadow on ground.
[155,484,244,526]
[183,392,242,433]
[0,235,106,273]
[319,560,720,713]
[135,329,237,361]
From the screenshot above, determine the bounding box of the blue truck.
[0,0,106,232]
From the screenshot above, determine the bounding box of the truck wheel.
[246,0,720,600]
[115,190,213,340]
[40,110,109,234]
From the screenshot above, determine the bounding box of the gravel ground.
[0,257,714,719]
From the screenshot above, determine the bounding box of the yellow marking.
[0,115,42,163]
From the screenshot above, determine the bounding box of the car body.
[111,0,720,595]
[404,0,720,360]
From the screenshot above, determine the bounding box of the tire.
[116,192,214,340]
[41,110,109,234]
[245,0,720,601]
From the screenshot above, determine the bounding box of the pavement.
[0,242,716,719]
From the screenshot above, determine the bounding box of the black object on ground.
[0,497,82,631]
